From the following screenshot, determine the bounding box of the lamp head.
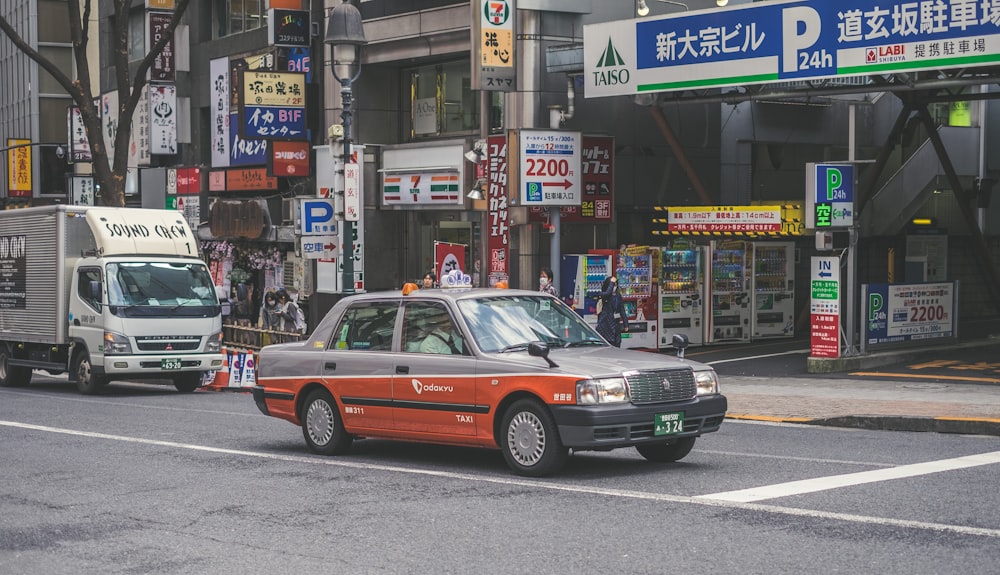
[467,179,485,201]
[637,0,650,16]
[325,1,367,81]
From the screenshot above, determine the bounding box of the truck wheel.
[0,344,31,387]
[635,437,696,463]
[173,373,202,393]
[301,388,353,455]
[500,399,567,477]
[73,352,106,395]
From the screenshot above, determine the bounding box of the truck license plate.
[161,358,182,370]
[654,412,685,436]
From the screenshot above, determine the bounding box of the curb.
[725,413,1000,436]
[806,338,1000,374]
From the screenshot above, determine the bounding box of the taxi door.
[322,300,399,431]
[393,301,478,436]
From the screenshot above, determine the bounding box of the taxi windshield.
[457,295,606,352]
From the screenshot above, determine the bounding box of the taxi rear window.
[330,301,398,351]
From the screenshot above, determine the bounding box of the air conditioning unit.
[281,198,296,225]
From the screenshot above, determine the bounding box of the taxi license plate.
[654,412,685,436]
[161,358,182,370]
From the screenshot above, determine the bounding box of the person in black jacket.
[596,275,629,347]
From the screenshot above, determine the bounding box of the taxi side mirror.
[671,333,689,359]
[528,341,558,368]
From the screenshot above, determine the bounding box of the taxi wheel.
[501,399,567,477]
[301,389,353,456]
[73,351,106,395]
[635,437,696,463]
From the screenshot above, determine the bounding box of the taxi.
[251,279,727,477]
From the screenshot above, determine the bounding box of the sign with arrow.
[301,235,339,260]
[518,130,581,207]
[810,256,840,358]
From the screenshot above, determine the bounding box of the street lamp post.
[325,0,367,294]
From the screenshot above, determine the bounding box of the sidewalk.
[724,375,1000,436]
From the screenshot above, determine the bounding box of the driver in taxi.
[418,315,463,355]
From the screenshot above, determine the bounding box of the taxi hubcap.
[508,411,545,465]
[306,400,335,446]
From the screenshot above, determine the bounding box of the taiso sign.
[584,0,1000,98]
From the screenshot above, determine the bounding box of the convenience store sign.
[666,206,781,233]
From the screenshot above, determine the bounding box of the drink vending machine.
[560,251,614,328]
[617,246,658,349]
[658,241,706,347]
[707,240,752,342]
[751,242,795,337]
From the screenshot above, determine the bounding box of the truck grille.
[625,369,696,404]
[135,336,202,352]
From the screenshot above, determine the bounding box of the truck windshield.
[106,262,219,318]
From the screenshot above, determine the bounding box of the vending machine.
[751,242,796,338]
[561,252,614,327]
[658,240,706,347]
[617,246,658,349]
[707,240,752,343]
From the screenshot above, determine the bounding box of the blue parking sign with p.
[300,199,338,235]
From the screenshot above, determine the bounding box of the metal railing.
[222,322,304,351]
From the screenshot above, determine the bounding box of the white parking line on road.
[704,349,810,365]
[3,419,1000,539]
[698,450,1000,503]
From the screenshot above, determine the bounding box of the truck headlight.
[577,377,629,405]
[694,369,720,396]
[206,331,223,353]
[103,332,132,355]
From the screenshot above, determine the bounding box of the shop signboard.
[210,58,230,168]
[147,12,175,83]
[529,135,614,223]
[475,0,516,91]
[6,138,31,197]
[584,0,1000,98]
[382,172,461,205]
[487,134,509,286]
[230,113,268,166]
[268,9,310,47]
[864,282,956,347]
[238,71,307,141]
[516,130,581,207]
[810,256,840,358]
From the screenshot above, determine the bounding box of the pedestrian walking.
[596,275,629,347]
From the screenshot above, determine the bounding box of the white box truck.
[0,206,225,394]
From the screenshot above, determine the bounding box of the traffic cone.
[206,348,230,390]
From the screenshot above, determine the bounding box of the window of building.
[37,46,73,95]
[405,60,487,139]
[214,0,268,39]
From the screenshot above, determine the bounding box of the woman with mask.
[596,275,629,347]
[538,267,557,296]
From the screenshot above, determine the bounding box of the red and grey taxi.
[251,286,727,476]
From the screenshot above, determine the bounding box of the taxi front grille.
[135,336,202,352]
[625,369,696,404]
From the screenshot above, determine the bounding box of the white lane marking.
[704,349,810,365]
[698,451,1000,503]
[3,420,1000,539]
[0,387,256,417]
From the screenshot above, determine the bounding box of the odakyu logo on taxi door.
[411,378,454,395]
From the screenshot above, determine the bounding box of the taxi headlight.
[577,377,629,405]
[103,332,132,355]
[694,369,720,396]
